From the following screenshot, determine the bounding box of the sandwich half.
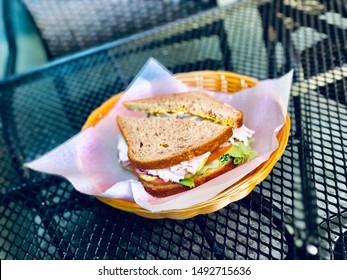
[116,91,256,198]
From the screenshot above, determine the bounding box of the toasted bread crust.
[141,181,188,197]
[141,161,236,198]
[117,116,232,170]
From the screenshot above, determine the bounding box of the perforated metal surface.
[1,0,346,260]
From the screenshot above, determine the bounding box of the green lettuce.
[220,138,256,165]
[179,177,195,188]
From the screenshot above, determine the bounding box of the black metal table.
[0,0,346,260]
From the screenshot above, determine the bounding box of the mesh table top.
[0,0,346,260]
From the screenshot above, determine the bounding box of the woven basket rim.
[83,71,290,219]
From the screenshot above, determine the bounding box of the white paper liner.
[25,58,293,212]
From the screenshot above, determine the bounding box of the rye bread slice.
[116,116,232,170]
[123,91,243,128]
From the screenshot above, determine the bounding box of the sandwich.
[116,91,256,198]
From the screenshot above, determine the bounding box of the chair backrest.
[21,0,217,59]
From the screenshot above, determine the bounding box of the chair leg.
[2,0,17,77]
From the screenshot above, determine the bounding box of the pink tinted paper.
[25,58,293,212]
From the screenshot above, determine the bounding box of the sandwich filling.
[123,91,244,128]
[118,121,256,188]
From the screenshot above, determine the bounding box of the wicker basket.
[82,71,290,219]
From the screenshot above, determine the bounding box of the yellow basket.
[82,71,290,219]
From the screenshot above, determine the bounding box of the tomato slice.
[149,178,174,185]
[206,144,232,164]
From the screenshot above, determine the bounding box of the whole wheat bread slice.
[123,91,243,128]
[116,116,232,170]
[141,161,236,197]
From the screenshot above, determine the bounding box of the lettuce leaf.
[179,177,195,188]
[219,138,256,165]
[229,138,256,164]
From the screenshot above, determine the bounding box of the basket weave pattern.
[83,71,290,219]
